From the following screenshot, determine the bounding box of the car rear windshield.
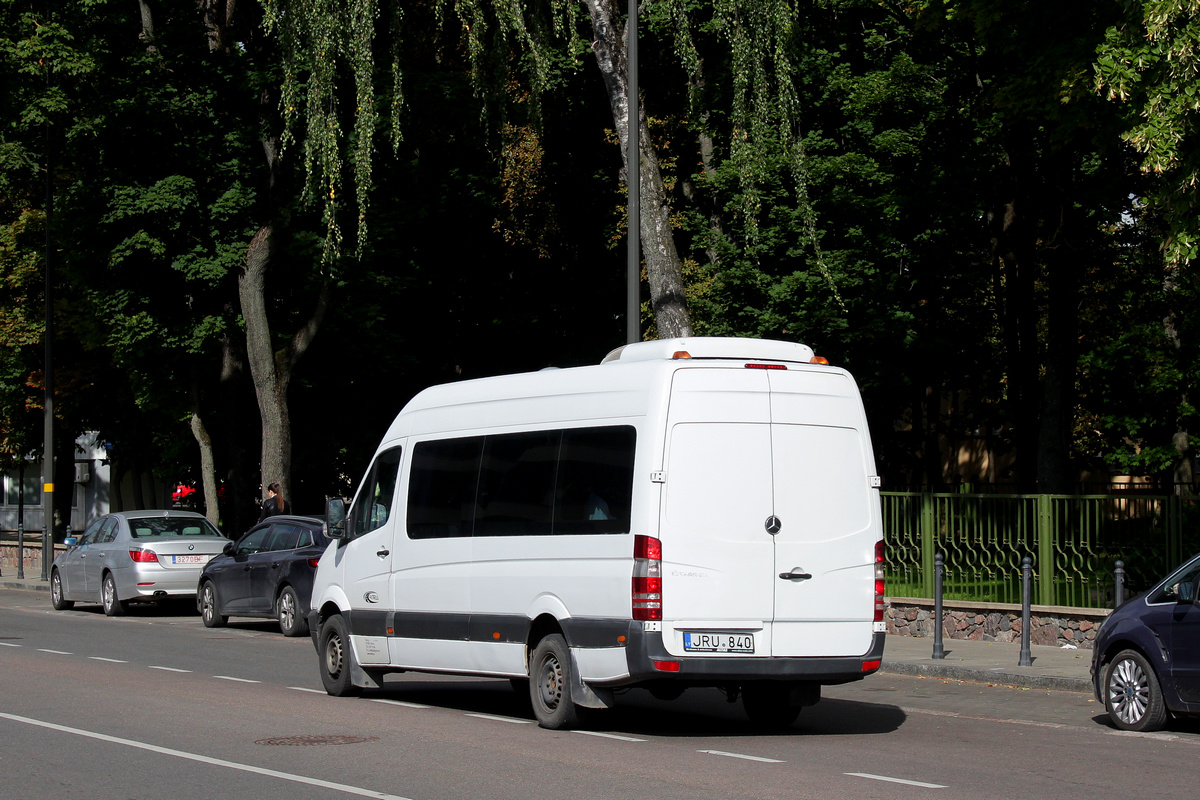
[129,518,222,539]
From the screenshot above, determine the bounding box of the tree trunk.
[583,0,692,338]
[189,408,219,526]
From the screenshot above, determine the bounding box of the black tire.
[277,586,307,637]
[101,572,127,617]
[742,682,802,729]
[200,581,227,628]
[1105,649,1169,732]
[50,570,74,610]
[529,634,581,730]
[319,614,362,697]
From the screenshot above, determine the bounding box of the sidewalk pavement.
[0,575,1094,695]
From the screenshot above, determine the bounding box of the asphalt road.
[1,588,1197,800]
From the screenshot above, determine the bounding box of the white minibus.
[310,337,886,729]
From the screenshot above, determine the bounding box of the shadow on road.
[365,676,906,737]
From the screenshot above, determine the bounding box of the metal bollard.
[1018,556,1033,667]
[1114,560,1125,608]
[932,552,946,659]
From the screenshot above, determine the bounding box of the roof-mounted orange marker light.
[672,351,692,359]
[809,355,829,365]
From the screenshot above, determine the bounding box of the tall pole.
[625,0,640,345]
[41,54,55,581]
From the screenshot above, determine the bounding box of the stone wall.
[886,597,1110,650]
[0,539,62,579]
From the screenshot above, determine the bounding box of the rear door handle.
[779,568,812,581]
[376,549,390,558]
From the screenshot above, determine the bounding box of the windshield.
[128,517,222,539]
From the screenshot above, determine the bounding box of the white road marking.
[464,713,533,724]
[148,666,191,673]
[571,730,647,742]
[370,698,432,709]
[289,686,327,694]
[0,711,412,800]
[697,750,785,763]
[214,675,260,683]
[88,657,127,663]
[846,772,947,788]
[37,649,72,655]
[0,642,21,647]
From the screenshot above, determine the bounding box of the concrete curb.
[879,660,1092,694]
[0,579,48,592]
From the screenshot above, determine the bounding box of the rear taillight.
[307,557,320,568]
[129,549,159,563]
[874,540,885,623]
[632,534,662,621]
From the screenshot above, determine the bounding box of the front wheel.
[277,586,307,637]
[50,570,74,610]
[1105,649,1169,732]
[529,634,581,730]
[319,614,362,697]
[200,581,226,628]
[101,573,127,617]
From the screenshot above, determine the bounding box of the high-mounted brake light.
[633,534,662,620]
[744,363,786,370]
[809,356,830,365]
[874,540,886,623]
[129,549,159,563]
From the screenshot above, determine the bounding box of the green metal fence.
[883,492,1200,609]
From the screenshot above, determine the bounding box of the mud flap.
[570,652,614,709]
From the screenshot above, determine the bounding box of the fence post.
[1166,495,1182,569]
[1114,560,1125,608]
[1037,494,1055,607]
[1019,556,1033,666]
[921,492,936,598]
[932,552,946,659]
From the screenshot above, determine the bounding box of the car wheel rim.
[325,632,344,679]
[52,575,62,604]
[1109,658,1150,725]
[537,652,563,711]
[280,594,295,629]
[202,587,214,621]
[103,578,114,610]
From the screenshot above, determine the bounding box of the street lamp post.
[41,54,55,582]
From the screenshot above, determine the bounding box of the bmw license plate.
[683,632,754,653]
[171,555,205,564]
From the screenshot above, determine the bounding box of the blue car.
[1092,553,1200,731]
[196,515,331,636]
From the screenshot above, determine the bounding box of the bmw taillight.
[129,549,159,563]
[874,540,885,623]
[632,535,662,621]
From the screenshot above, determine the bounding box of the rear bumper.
[616,625,886,686]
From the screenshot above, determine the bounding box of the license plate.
[171,555,206,564]
[683,632,755,653]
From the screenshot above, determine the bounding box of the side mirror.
[222,541,236,556]
[63,536,78,547]
[325,496,347,540]
[1181,579,1198,604]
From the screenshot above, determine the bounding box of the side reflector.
[653,660,680,672]
[810,356,829,365]
[862,659,881,673]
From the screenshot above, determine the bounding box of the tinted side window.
[554,426,636,534]
[236,528,270,555]
[1150,557,1200,603]
[350,447,404,538]
[407,437,483,539]
[79,517,106,545]
[267,524,302,552]
[96,518,119,544]
[475,431,558,537]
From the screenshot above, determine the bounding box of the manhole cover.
[255,735,379,746]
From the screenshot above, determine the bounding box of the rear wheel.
[742,682,802,729]
[277,586,307,637]
[200,581,226,628]
[319,614,362,697]
[101,573,127,617]
[1105,649,1168,732]
[50,570,74,610]
[529,634,581,730]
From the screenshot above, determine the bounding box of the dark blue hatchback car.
[196,515,330,637]
[1092,552,1200,731]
